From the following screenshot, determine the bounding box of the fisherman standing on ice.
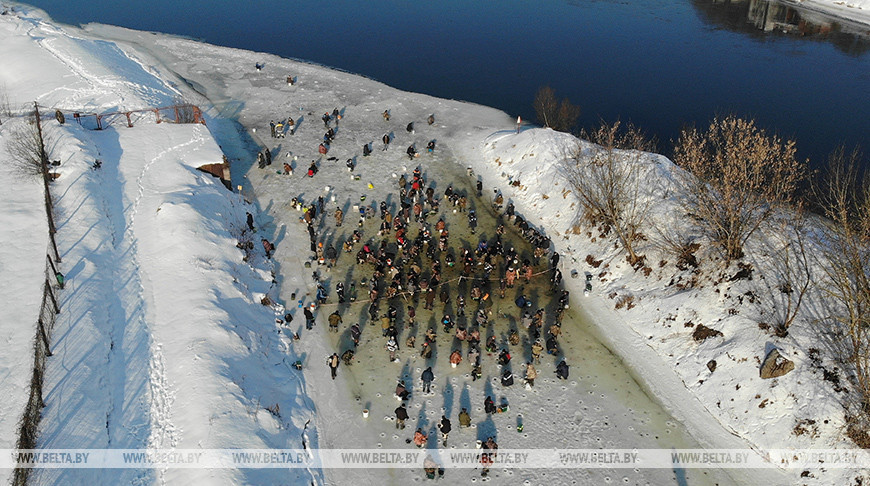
[395,403,409,429]
[421,366,434,393]
[304,306,316,330]
[438,415,451,445]
[327,353,340,380]
[350,323,361,347]
[382,133,390,150]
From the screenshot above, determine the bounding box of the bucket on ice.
[362,409,369,418]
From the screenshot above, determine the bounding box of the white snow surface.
[1,5,317,485]
[798,0,870,25]
[0,3,868,486]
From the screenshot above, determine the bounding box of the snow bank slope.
[0,6,317,485]
[0,5,177,112]
[469,127,868,485]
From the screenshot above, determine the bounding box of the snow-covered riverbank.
[0,5,318,485]
[799,0,870,26]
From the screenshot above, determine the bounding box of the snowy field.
[0,2,868,486]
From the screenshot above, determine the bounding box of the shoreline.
[90,22,787,484]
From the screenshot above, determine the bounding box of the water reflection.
[693,0,870,55]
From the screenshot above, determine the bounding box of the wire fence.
[49,103,206,130]
[3,103,206,130]
[13,106,63,486]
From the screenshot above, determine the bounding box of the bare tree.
[533,86,558,129]
[533,86,580,132]
[0,82,12,121]
[564,120,652,266]
[814,145,870,442]
[5,111,53,179]
[673,115,805,264]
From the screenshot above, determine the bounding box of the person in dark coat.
[327,353,339,379]
[438,415,452,445]
[501,368,514,387]
[350,323,361,347]
[406,122,414,133]
[546,335,558,355]
[407,144,417,160]
[421,366,434,393]
[246,212,255,231]
[304,306,316,330]
[395,404,409,429]
[556,359,569,380]
[484,395,496,414]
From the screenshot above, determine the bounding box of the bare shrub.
[0,82,12,120]
[759,209,813,337]
[533,86,580,132]
[581,119,658,153]
[564,120,652,266]
[813,145,870,441]
[673,115,805,264]
[4,111,54,179]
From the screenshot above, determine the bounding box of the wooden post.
[126,112,133,128]
[174,105,179,123]
[154,108,161,124]
[37,318,52,357]
[51,233,61,263]
[45,279,60,314]
[46,254,58,275]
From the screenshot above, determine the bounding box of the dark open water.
[23,0,870,166]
